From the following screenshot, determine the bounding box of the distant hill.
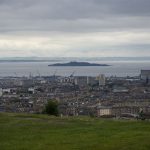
[48,61,110,66]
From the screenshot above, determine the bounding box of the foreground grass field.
[0,113,150,150]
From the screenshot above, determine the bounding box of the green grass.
[0,113,150,150]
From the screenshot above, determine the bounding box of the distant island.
[48,61,110,66]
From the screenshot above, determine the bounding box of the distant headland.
[48,61,110,67]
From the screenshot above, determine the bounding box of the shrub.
[44,100,58,116]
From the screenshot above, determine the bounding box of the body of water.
[0,60,150,77]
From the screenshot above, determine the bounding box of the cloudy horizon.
[0,0,150,57]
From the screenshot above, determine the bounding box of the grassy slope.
[0,113,150,150]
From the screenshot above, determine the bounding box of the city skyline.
[0,0,150,57]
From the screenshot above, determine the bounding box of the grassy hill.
[0,113,150,150]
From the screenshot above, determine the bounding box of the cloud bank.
[0,0,150,57]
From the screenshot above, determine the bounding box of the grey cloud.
[0,1,149,21]
[0,0,150,57]
[0,0,150,20]
[93,0,150,16]
[0,0,150,33]
[1,17,150,34]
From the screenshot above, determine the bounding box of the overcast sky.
[0,0,150,57]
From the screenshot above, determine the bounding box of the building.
[97,105,140,118]
[96,74,105,86]
[2,88,11,94]
[14,79,23,86]
[112,106,139,117]
[73,75,106,86]
[75,76,88,86]
[97,106,112,117]
[141,70,150,83]
[0,88,2,96]
[0,105,5,112]
[28,87,35,94]
[87,77,98,85]
[113,86,129,93]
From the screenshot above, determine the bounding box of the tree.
[138,108,145,120]
[44,100,58,116]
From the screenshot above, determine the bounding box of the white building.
[2,88,11,94]
[0,88,2,96]
[113,86,129,93]
[75,75,106,86]
[14,80,23,86]
[97,106,112,117]
[28,88,35,94]
[75,76,88,86]
[87,77,98,85]
[96,74,105,86]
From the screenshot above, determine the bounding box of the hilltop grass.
[0,113,150,150]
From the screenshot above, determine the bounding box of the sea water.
[0,60,150,77]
